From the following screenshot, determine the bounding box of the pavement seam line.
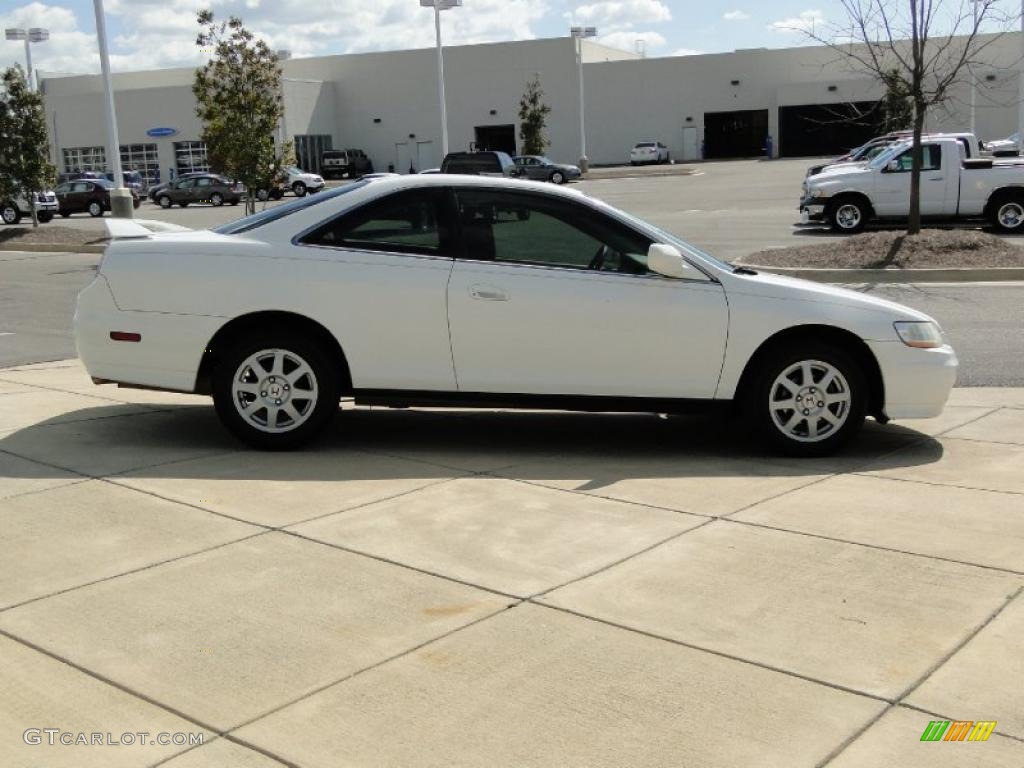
[849,470,1024,497]
[0,476,92,505]
[528,601,892,704]
[0,531,270,614]
[147,733,301,768]
[818,585,1024,766]
[0,374,178,410]
[720,517,1024,576]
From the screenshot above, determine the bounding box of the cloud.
[597,30,667,53]
[769,9,825,35]
[671,48,703,56]
[2,0,550,75]
[723,10,750,21]
[571,0,670,54]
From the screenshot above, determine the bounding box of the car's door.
[54,182,73,213]
[193,176,213,203]
[446,187,729,398]
[293,187,460,390]
[171,178,193,202]
[874,143,950,216]
[523,158,543,180]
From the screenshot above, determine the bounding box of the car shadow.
[0,402,944,486]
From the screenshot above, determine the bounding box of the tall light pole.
[970,0,983,135]
[4,27,49,91]
[421,0,462,158]
[92,0,133,218]
[1018,0,1024,151]
[571,26,597,173]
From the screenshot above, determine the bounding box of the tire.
[210,192,224,207]
[744,341,867,457]
[256,189,269,202]
[827,196,869,233]
[179,202,190,208]
[230,200,239,206]
[38,212,54,224]
[292,181,307,197]
[88,201,103,218]
[990,193,1024,232]
[1,203,22,225]
[60,212,70,218]
[212,331,340,450]
[158,195,172,209]
[271,189,284,200]
[550,171,565,184]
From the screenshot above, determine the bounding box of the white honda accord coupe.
[74,175,957,455]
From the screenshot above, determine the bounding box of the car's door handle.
[927,176,944,181]
[470,284,509,301]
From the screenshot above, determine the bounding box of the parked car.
[55,178,141,217]
[800,136,1024,232]
[282,166,325,197]
[440,150,520,177]
[512,155,581,184]
[984,132,1020,156]
[321,148,374,179]
[154,174,242,208]
[630,141,670,165]
[149,172,206,203]
[1,188,58,225]
[78,175,956,456]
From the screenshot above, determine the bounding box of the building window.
[62,146,106,173]
[120,143,159,185]
[294,134,333,174]
[174,141,210,175]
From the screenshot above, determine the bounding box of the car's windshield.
[212,181,369,235]
[869,141,911,169]
[285,166,302,174]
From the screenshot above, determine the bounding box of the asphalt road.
[2,160,1023,383]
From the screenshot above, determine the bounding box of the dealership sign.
[146,127,178,138]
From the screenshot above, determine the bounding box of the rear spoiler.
[104,218,193,239]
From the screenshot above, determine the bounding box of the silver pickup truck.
[1,189,59,225]
[799,137,1024,233]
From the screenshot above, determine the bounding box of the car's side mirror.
[647,243,697,279]
[885,159,900,172]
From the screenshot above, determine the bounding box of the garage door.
[703,110,769,159]
[778,102,883,158]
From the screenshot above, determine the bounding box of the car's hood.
[811,161,870,180]
[727,270,935,322]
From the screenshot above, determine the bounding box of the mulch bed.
[742,230,1024,269]
[0,226,107,248]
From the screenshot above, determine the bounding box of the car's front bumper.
[798,195,828,224]
[867,340,958,420]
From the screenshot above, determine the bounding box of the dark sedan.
[512,155,581,184]
[55,179,141,218]
[153,174,242,208]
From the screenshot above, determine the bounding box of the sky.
[0,0,1014,76]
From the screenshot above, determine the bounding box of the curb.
[584,166,697,181]
[0,242,106,254]
[740,264,1024,283]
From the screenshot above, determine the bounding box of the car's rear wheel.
[88,201,103,218]
[292,181,307,197]
[550,170,565,184]
[212,332,340,450]
[38,212,54,223]
[158,195,172,209]
[210,192,224,207]
[2,203,22,225]
[990,193,1024,232]
[60,211,70,218]
[827,196,868,233]
[745,342,866,457]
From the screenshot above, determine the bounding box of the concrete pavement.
[0,359,1022,766]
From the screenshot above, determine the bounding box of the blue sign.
[146,127,178,138]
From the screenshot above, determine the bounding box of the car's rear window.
[212,181,369,235]
[635,143,656,148]
[444,155,499,174]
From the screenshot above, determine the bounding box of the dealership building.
[38,32,1024,185]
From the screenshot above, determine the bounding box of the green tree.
[193,11,286,215]
[0,66,57,228]
[880,68,912,134]
[518,75,552,156]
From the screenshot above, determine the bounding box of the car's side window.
[72,182,89,193]
[56,183,70,194]
[176,179,193,190]
[196,177,212,188]
[893,144,941,172]
[299,188,454,257]
[454,189,653,275]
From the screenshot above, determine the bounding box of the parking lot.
[2,160,1024,767]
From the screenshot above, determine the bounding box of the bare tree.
[803,0,1015,234]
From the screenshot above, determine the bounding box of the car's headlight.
[808,187,828,198]
[894,321,944,348]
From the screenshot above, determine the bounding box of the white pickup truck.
[799,137,1024,232]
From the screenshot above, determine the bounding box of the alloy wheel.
[231,348,319,434]
[768,359,852,443]
[835,204,862,230]
[997,202,1024,229]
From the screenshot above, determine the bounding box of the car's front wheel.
[158,195,172,209]
[827,196,869,233]
[256,188,270,202]
[292,181,307,197]
[2,203,22,225]
[745,342,866,456]
[210,192,224,207]
[38,212,54,223]
[88,201,103,217]
[212,333,340,450]
[550,170,565,184]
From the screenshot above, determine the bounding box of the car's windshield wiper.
[732,266,758,275]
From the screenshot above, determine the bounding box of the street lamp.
[4,27,49,91]
[969,0,984,135]
[91,0,133,218]
[1018,0,1024,152]
[571,26,597,172]
[420,0,461,158]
